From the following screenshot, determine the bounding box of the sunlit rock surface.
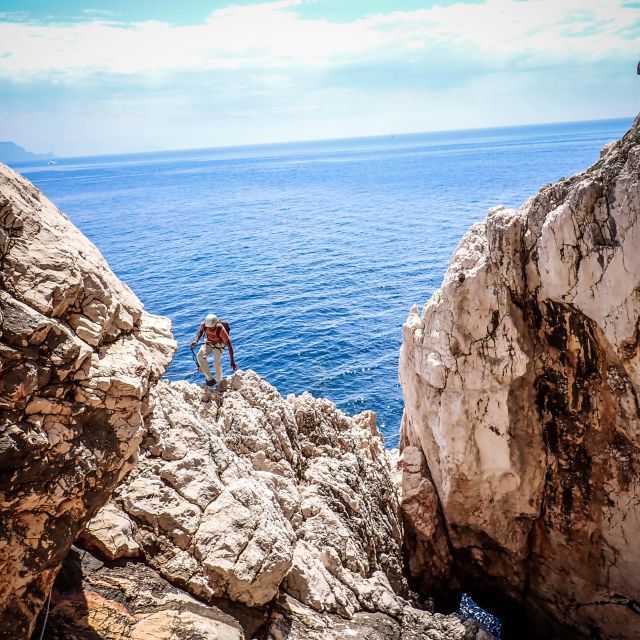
[0,163,176,639]
[75,372,492,639]
[399,115,640,639]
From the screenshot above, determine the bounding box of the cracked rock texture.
[37,546,249,640]
[399,116,640,639]
[0,163,176,638]
[76,372,492,639]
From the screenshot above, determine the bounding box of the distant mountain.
[0,142,54,163]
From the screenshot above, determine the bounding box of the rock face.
[74,373,492,640]
[0,163,175,638]
[399,116,640,638]
[37,547,249,640]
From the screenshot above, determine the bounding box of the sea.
[15,117,633,451]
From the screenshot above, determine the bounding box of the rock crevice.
[68,374,492,640]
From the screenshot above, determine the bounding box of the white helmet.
[204,313,217,327]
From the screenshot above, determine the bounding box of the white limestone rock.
[82,371,492,639]
[0,163,176,639]
[264,593,493,640]
[400,115,640,638]
[111,379,296,607]
[78,502,140,560]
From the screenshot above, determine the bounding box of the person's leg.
[197,344,214,381]
[213,347,224,382]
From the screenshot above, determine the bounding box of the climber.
[190,313,237,387]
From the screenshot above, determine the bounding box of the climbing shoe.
[205,378,217,387]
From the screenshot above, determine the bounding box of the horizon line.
[18,113,638,163]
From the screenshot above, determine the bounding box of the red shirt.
[201,322,225,344]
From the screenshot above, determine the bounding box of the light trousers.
[197,342,224,382]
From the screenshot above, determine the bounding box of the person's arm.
[219,326,238,370]
[190,324,204,349]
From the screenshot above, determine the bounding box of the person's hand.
[190,340,197,349]
[231,361,238,371]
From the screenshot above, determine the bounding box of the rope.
[38,588,52,640]
[159,344,212,382]
[190,344,200,370]
[161,370,200,381]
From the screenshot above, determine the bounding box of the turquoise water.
[16,117,632,448]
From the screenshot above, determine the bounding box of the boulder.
[399,115,640,638]
[0,163,176,638]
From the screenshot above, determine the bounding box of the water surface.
[17,117,633,447]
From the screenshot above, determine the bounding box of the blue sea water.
[16,117,633,449]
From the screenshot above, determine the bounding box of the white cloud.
[0,0,634,82]
[1,0,635,155]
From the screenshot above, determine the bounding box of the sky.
[0,0,638,156]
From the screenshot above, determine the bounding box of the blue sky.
[0,0,637,156]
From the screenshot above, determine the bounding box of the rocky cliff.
[399,116,640,639]
[0,163,176,638]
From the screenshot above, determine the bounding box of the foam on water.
[17,117,632,447]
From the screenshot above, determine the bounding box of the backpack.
[216,320,231,337]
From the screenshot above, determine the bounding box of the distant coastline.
[0,141,54,165]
